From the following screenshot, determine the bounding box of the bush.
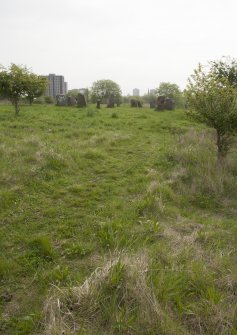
[111,112,118,118]
[44,96,54,104]
[33,97,44,104]
[186,62,237,159]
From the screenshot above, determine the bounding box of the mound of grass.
[44,253,181,335]
[28,235,55,261]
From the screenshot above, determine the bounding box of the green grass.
[0,104,236,334]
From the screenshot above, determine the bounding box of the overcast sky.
[1,0,237,95]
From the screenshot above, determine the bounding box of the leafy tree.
[155,82,184,108]
[122,95,131,104]
[68,89,90,103]
[0,64,30,115]
[26,74,47,105]
[67,89,80,98]
[142,93,156,104]
[0,64,46,114]
[91,79,122,104]
[210,56,237,87]
[186,63,237,160]
[155,82,180,98]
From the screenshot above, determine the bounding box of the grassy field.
[0,104,236,335]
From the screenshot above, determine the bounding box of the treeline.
[67,81,186,108]
[0,65,185,111]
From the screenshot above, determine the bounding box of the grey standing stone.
[56,94,67,106]
[107,95,115,108]
[77,93,87,108]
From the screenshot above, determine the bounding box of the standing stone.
[77,93,87,108]
[131,99,137,107]
[155,96,175,111]
[107,95,115,108]
[131,99,142,108]
[66,96,77,106]
[96,99,101,109]
[56,94,67,106]
[155,96,166,111]
[164,98,175,110]
[116,98,121,107]
[150,100,156,108]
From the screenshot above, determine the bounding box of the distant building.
[149,89,156,95]
[64,82,68,95]
[133,88,140,96]
[43,74,68,98]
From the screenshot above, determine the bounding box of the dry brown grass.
[44,253,147,334]
[43,252,190,335]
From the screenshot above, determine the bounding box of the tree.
[25,74,47,105]
[186,63,237,160]
[68,89,90,103]
[155,82,180,98]
[155,82,184,108]
[122,95,131,104]
[67,89,80,98]
[210,56,237,87]
[0,64,46,115]
[0,64,30,115]
[142,93,156,104]
[90,79,122,104]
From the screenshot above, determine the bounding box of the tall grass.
[44,253,186,335]
[167,129,237,208]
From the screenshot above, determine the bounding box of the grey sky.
[1,0,237,95]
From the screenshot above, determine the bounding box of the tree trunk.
[15,100,20,116]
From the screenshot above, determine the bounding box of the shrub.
[186,61,237,160]
[44,96,54,104]
[111,112,118,118]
